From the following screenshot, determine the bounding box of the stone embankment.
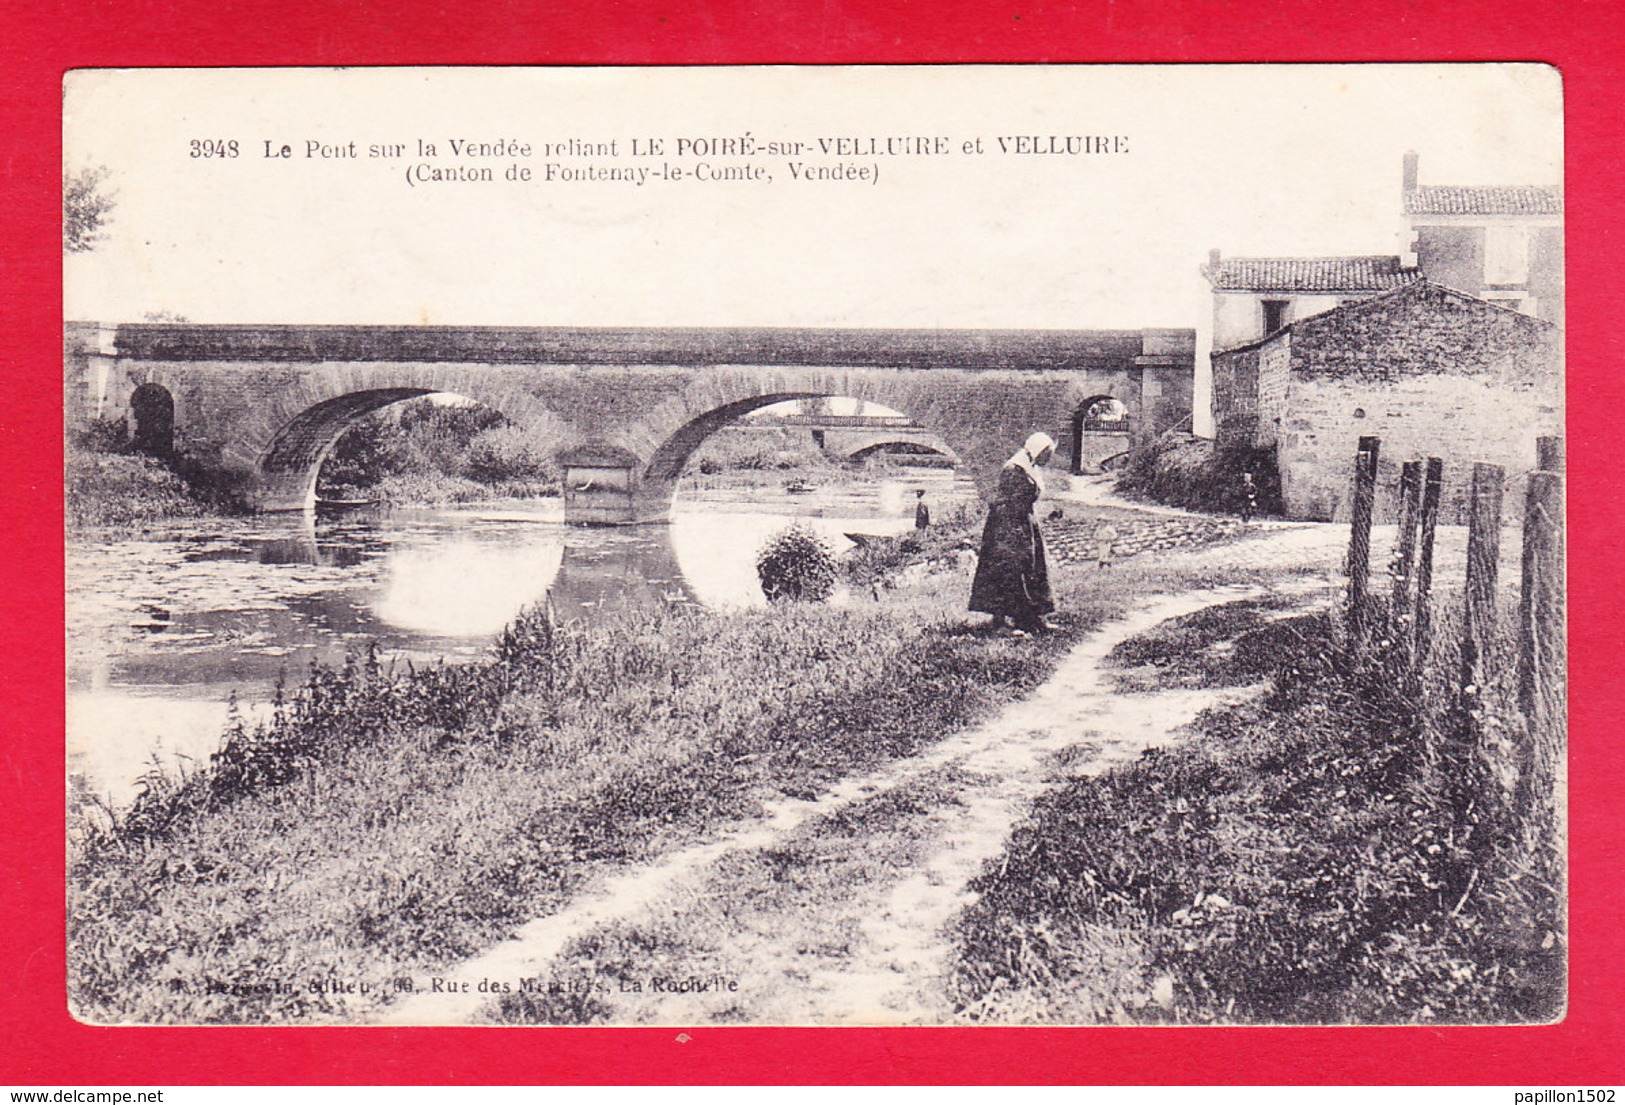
[1043,513,1244,564]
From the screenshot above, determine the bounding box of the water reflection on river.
[66,470,978,803]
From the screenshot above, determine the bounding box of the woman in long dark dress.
[969,432,1058,632]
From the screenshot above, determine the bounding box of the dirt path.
[1056,471,1209,516]
[382,518,1345,1026]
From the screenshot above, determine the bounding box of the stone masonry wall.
[1278,373,1561,523]
[1287,281,1558,384]
[1275,283,1561,522]
[1142,362,1196,438]
[1255,337,1291,449]
[1211,345,1261,449]
[1211,330,1290,451]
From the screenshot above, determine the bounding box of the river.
[66,469,979,805]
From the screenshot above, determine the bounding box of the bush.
[318,411,392,492]
[689,427,829,474]
[74,416,131,455]
[756,524,837,603]
[1116,432,1281,516]
[65,449,209,529]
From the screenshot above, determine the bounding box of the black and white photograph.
[63,64,1566,1027]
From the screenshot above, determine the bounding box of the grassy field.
[949,596,1566,1024]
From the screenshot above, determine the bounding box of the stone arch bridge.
[66,322,1194,523]
[715,414,959,464]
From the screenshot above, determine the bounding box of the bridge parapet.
[97,322,1173,370]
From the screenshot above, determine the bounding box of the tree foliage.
[316,398,568,499]
[64,166,116,253]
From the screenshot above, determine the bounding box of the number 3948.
[189,139,239,158]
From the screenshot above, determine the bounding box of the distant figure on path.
[969,432,1058,633]
[1095,520,1120,569]
[1240,471,1259,525]
[914,488,931,531]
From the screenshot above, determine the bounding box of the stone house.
[1210,280,1561,522]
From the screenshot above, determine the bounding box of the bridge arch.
[1070,393,1134,474]
[843,439,957,464]
[229,366,580,511]
[606,367,1081,523]
[258,388,441,510]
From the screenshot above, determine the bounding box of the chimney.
[1207,248,1221,270]
[1402,150,1419,192]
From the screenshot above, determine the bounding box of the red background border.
[5,0,1622,1085]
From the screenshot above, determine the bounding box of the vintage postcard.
[63,64,1565,1027]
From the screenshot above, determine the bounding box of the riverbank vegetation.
[317,400,569,504]
[950,593,1565,1024]
[68,515,1279,1024]
[1114,432,1281,518]
[685,425,829,476]
[65,419,218,531]
[73,473,1555,1026]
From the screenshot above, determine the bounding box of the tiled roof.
[1404,185,1563,216]
[1204,255,1420,293]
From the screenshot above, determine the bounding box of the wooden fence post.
[1519,468,1566,727]
[1537,435,1565,475]
[1346,435,1380,649]
[1391,460,1423,640]
[1461,463,1505,726]
[1412,457,1444,670]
